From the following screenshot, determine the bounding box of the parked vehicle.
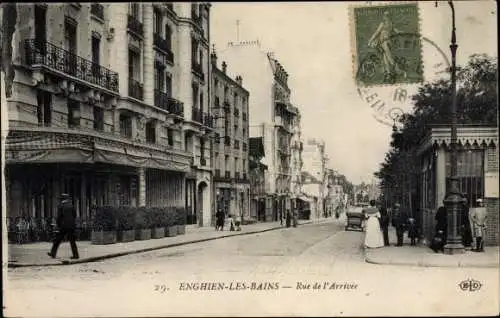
[345,205,366,232]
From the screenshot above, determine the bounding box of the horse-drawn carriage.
[345,205,367,232]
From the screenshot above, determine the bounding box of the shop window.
[445,150,484,207]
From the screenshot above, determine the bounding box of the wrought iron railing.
[154,90,184,116]
[128,78,143,100]
[127,14,144,36]
[153,33,174,64]
[90,3,104,20]
[191,61,204,81]
[24,39,119,92]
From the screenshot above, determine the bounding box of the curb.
[8,219,326,268]
[364,253,499,269]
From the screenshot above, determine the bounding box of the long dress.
[364,211,385,248]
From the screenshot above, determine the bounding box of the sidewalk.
[7,218,325,268]
[364,228,500,268]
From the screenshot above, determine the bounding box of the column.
[138,167,146,207]
[143,4,154,105]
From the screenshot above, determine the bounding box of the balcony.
[191,61,204,81]
[154,90,184,116]
[24,39,118,92]
[90,4,104,20]
[128,79,143,100]
[153,33,174,64]
[127,14,143,36]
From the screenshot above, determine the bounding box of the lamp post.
[437,1,466,254]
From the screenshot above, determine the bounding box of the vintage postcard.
[1,1,499,317]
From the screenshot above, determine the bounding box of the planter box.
[91,230,117,245]
[135,228,152,241]
[177,224,186,235]
[117,229,135,242]
[152,227,165,239]
[165,226,177,237]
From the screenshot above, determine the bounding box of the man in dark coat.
[461,198,473,248]
[392,203,407,246]
[379,206,390,246]
[435,206,448,244]
[215,208,224,231]
[47,194,79,259]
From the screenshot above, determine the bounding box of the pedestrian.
[469,198,487,252]
[430,230,446,253]
[391,202,407,247]
[47,194,79,259]
[285,209,291,228]
[215,208,223,231]
[407,217,418,246]
[363,200,384,248]
[435,206,448,243]
[228,214,236,231]
[461,197,473,249]
[235,214,242,231]
[379,206,390,246]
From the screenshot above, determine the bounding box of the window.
[64,19,77,75]
[165,24,172,50]
[119,113,132,138]
[153,9,162,35]
[192,85,199,108]
[154,65,165,91]
[200,139,205,163]
[234,124,238,133]
[243,159,247,173]
[233,92,238,107]
[191,37,198,63]
[166,75,172,97]
[243,127,246,137]
[200,92,204,113]
[130,3,140,19]
[145,121,156,143]
[224,119,230,136]
[93,106,104,131]
[167,128,174,147]
[128,49,140,81]
[224,86,229,100]
[445,150,484,207]
[36,90,51,125]
[91,34,101,75]
[34,5,47,51]
[67,99,80,127]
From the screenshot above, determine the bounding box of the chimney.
[210,44,217,67]
[235,75,243,85]
[222,61,227,74]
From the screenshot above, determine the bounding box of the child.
[407,217,418,246]
[235,214,242,231]
[228,214,236,231]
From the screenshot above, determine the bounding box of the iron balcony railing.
[154,90,184,116]
[24,39,119,92]
[127,14,143,36]
[153,33,174,64]
[128,78,143,100]
[191,61,204,81]
[90,3,104,20]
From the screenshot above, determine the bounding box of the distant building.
[249,137,268,221]
[301,138,327,219]
[218,41,301,222]
[210,50,250,220]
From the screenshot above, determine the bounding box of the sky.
[210,1,498,185]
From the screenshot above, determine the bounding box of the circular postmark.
[356,33,451,127]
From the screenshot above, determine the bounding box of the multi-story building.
[3,3,215,234]
[210,50,250,220]
[301,138,327,219]
[218,41,300,222]
[290,110,304,210]
[249,137,267,221]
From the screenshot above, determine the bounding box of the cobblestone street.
[5,221,498,316]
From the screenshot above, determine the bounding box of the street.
[5,220,498,317]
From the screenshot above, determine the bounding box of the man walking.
[392,203,407,247]
[47,194,79,259]
[470,198,487,252]
[379,206,390,246]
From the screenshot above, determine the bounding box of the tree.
[375,54,498,209]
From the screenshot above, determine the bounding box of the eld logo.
[458,279,482,292]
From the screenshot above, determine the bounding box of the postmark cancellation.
[349,2,424,87]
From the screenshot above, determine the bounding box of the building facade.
[4,3,216,236]
[249,137,267,221]
[290,109,304,211]
[210,50,250,221]
[218,41,300,222]
[417,126,499,246]
[301,138,327,219]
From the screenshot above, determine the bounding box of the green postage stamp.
[350,3,423,86]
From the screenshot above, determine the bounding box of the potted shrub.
[117,207,136,242]
[135,207,152,240]
[151,208,166,239]
[91,206,118,245]
[176,207,186,235]
[165,207,177,237]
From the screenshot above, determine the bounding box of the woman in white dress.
[364,200,385,248]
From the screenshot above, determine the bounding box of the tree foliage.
[375,54,498,209]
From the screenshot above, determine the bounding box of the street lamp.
[437,1,466,254]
